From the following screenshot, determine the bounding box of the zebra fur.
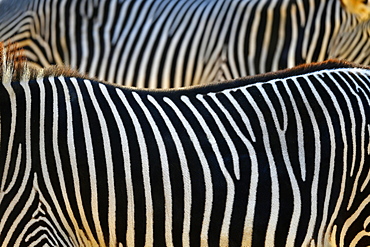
[0,44,370,246]
[0,0,370,88]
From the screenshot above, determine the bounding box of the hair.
[0,42,90,84]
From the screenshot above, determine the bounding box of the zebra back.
[1,44,370,246]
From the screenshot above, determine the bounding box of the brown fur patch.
[0,42,90,83]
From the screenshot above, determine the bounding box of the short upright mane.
[0,42,89,84]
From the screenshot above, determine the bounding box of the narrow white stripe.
[37,77,76,246]
[297,75,322,246]
[287,5,298,68]
[259,0,277,73]
[283,79,306,181]
[271,0,288,71]
[164,97,213,247]
[59,77,95,245]
[50,0,63,65]
[257,83,302,246]
[0,79,17,193]
[201,94,240,179]
[133,93,174,246]
[311,74,340,245]
[88,1,105,79]
[117,90,154,246]
[237,1,252,77]
[69,78,103,246]
[104,87,136,246]
[98,0,116,80]
[210,90,258,246]
[226,1,246,78]
[68,0,78,69]
[148,96,192,247]
[182,95,234,246]
[85,81,116,246]
[1,79,34,246]
[247,0,266,75]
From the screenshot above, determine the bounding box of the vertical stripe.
[38,77,77,246]
[183,95,235,246]
[69,78,103,246]
[103,87,135,246]
[117,90,154,246]
[133,93,174,246]
[164,97,213,247]
[59,77,96,245]
[258,82,302,246]
[148,96,192,247]
[297,75,323,246]
[85,81,117,246]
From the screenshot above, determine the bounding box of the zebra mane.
[0,42,90,84]
[0,41,367,91]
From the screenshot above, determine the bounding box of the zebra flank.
[0,42,370,246]
[0,0,370,88]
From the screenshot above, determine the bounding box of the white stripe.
[133,92,174,246]
[1,79,33,246]
[258,82,302,246]
[311,74,341,245]
[98,0,117,80]
[209,90,259,246]
[117,90,154,246]
[69,78,103,246]
[182,95,235,246]
[201,94,240,179]
[85,81,117,246]
[297,75,323,246]
[148,96,192,247]
[259,0,278,73]
[288,4,298,68]
[239,86,280,247]
[164,96,213,247]
[59,77,96,245]
[37,77,77,246]
[104,87,135,246]
[283,80,306,181]
[271,0,288,71]
[0,80,17,193]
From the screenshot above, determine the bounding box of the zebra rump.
[0,46,370,246]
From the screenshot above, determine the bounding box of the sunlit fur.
[341,0,370,20]
[0,0,369,88]
[1,42,370,246]
[0,42,91,84]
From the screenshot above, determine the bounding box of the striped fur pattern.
[0,54,370,245]
[0,0,369,88]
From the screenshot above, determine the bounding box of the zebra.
[0,0,370,88]
[1,43,370,246]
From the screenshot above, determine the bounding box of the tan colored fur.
[0,42,90,84]
[341,0,370,20]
